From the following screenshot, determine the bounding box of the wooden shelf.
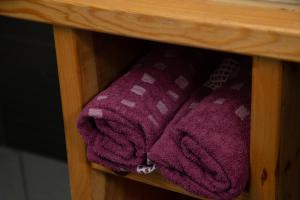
[91,163,248,200]
[2,1,300,200]
[1,0,300,62]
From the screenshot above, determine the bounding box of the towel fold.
[77,46,211,173]
[149,61,251,200]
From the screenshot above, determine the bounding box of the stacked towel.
[77,46,211,173]
[149,61,251,200]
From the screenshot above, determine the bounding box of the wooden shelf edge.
[1,0,300,62]
[91,163,248,200]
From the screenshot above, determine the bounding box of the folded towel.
[77,46,211,173]
[149,61,251,200]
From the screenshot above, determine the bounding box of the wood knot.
[261,168,268,185]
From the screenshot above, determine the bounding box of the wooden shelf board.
[91,163,248,200]
[1,0,300,62]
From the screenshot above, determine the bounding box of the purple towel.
[77,46,210,173]
[149,63,251,200]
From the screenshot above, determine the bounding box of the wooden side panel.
[250,57,283,200]
[54,27,98,200]
[278,63,300,200]
[251,57,300,200]
[90,170,107,200]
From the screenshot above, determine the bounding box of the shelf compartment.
[91,163,249,200]
[52,25,300,200]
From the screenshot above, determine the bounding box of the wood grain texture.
[251,58,300,200]
[250,57,283,200]
[91,163,248,200]
[1,0,300,62]
[54,27,98,200]
[278,62,300,200]
[91,170,106,200]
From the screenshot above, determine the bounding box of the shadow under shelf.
[91,163,248,200]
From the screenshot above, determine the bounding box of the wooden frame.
[53,26,300,200]
[1,0,300,199]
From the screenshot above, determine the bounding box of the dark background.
[0,16,66,160]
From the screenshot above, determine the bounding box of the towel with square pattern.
[77,46,210,173]
[149,64,251,200]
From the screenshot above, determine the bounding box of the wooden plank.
[250,57,283,200]
[251,58,300,200]
[91,163,248,200]
[278,62,300,200]
[90,170,107,200]
[1,0,300,62]
[54,27,98,200]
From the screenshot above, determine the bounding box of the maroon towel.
[149,63,251,200]
[77,46,210,173]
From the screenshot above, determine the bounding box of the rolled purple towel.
[149,64,251,200]
[77,46,210,173]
